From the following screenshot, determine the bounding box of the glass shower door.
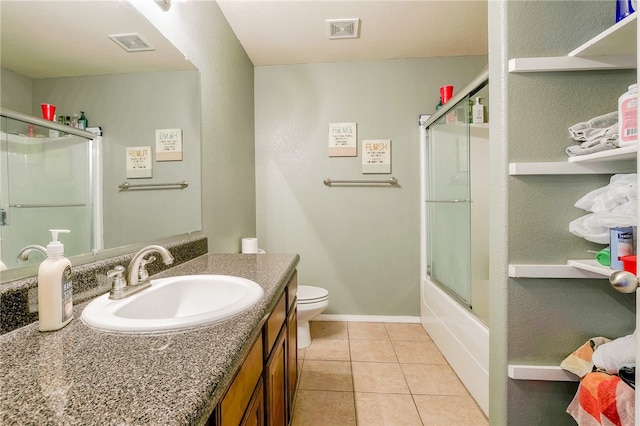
[0,114,93,269]
[425,99,472,307]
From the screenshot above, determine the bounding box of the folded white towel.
[569,112,618,141]
[592,330,636,374]
[566,139,617,157]
[573,123,619,144]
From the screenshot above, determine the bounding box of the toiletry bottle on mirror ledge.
[78,111,88,130]
[473,97,485,123]
[38,229,73,332]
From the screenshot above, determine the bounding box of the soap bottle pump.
[78,111,88,130]
[472,97,485,123]
[38,229,73,332]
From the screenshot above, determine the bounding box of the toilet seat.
[297,285,328,304]
[296,285,329,349]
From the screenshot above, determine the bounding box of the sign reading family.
[155,128,183,161]
[328,122,357,157]
[362,139,391,174]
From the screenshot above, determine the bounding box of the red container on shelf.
[621,255,637,274]
[440,85,453,104]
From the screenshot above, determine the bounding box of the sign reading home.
[155,128,183,161]
[328,122,357,157]
[362,139,391,173]
[126,146,153,178]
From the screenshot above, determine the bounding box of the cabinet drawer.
[286,271,297,314]
[220,334,264,426]
[264,294,286,357]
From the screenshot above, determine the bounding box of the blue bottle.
[616,0,635,23]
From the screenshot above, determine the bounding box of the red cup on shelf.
[41,103,56,121]
[440,85,454,104]
[621,255,637,274]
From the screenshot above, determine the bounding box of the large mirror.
[0,1,202,282]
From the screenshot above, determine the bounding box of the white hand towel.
[568,112,618,141]
[592,330,636,374]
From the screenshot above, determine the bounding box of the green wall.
[489,1,636,423]
[255,57,487,316]
[134,0,256,254]
[31,70,202,249]
[1,67,32,113]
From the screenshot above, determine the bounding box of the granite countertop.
[0,253,299,425]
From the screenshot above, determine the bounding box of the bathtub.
[420,276,489,416]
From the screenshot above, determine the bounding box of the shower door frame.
[0,108,102,273]
[418,69,489,416]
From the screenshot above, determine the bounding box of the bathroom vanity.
[0,253,299,425]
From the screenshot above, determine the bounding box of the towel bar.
[424,199,471,203]
[9,203,87,208]
[118,181,189,190]
[323,177,398,187]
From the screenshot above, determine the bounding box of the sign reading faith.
[362,139,391,173]
[126,146,153,178]
[328,122,357,157]
[156,128,183,161]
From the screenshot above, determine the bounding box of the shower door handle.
[424,199,471,203]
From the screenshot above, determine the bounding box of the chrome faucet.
[107,245,174,300]
[17,245,47,262]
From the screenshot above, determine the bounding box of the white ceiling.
[216,0,489,66]
[0,0,195,79]
[0,1,488,80]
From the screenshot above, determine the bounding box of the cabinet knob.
[609,270,639,293]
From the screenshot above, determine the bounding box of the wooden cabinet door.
[286,305,298,419]
[242,378,265,426]
[220,336,263,426]
[265,329,287,426]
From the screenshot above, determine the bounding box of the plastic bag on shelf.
[570,209,636,244]
[569,174,637,244]
[574,174,636,213]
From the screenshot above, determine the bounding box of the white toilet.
[297,285,329,349]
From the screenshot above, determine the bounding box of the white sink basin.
[81,275,264,333]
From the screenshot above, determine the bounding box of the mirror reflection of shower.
[0,110,101,270]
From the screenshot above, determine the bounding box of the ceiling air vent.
[326,18,360,39]
[108,33,155,52]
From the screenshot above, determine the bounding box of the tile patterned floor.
[291,321,488,426]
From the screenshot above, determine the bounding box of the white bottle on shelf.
[472,97,485,123]
[618,83,637,146]
[38,229,73,332]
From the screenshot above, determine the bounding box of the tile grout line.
[347,322,358,425]
[300,321,481,425]
[386,323,428,425]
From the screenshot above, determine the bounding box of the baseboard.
[314,314,421,323]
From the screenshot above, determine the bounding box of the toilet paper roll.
[242,238,258,254]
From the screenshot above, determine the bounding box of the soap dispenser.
[472,97,485,123]
[38,229,73,331]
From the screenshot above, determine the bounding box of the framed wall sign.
[362,139,391,173]
[126,146,153,178]
[156,128,183,161]
[328,122,357,157]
